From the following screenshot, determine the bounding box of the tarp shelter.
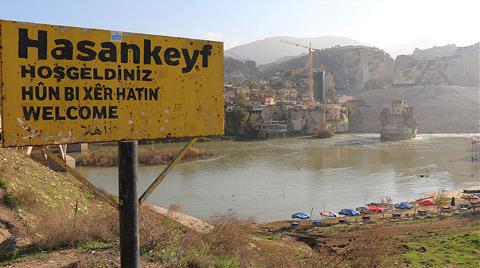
[367,205,385,212]
[319,210,338,218]
[418,200,435,206]
[291,212,310,220]
[339,209,360,217]
[394,202,413,209]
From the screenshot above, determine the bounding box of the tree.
[433,191,450,215]
[225,104,259,140]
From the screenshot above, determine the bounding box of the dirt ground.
[3,248,163,268]
[0,190,28,245]
[313,216,479,249]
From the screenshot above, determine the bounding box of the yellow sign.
[0,20,224,147]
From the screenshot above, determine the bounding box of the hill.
[224,56,260,82]
[261,46,395,93]
[0,149,320,267]
[226,36,367,65]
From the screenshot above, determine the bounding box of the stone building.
[260,103,349,135]
[380,100,417,141]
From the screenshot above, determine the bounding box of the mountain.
[226,36,368,65]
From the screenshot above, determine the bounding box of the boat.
[418,200,435,206]
[367,205,385,213]
[463,186,480,194]
[291,212,310,220]
[338,208,360,217]
[319,210,338,218]
[394,202,413,209]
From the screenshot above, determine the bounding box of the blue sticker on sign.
[111,31,122,42]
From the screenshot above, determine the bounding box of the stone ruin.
[380,100,417,141]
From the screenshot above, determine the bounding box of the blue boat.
[291,212,310,220]
[394,202,413,209]
[339,209,360,217]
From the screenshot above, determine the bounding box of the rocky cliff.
[260,46,395,93]
[393,43,479,87]
[412,44,457,60]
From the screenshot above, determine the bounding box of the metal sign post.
[118,141,140,268]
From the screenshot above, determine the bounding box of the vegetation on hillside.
[401,229,480,267]
[0,148,478,267]
[224,96,260,140]
[76,147,216,167]
[0,149,320,267]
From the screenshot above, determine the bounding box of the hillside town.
[224,42,479,140]
[224,78,350,138]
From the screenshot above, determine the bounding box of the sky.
[0,0,478,53]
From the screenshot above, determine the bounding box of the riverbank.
[80,134,480,222]
[0,148,478,267]
[256,185,480,266]
[0,148,327,267]
[75,147,218,167]
[266,185,479,228]
[259,214,479,267]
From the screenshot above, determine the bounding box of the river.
[76,134,480,222]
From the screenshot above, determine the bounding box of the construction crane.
[279,39,322,102]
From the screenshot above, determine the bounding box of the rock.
[0,236,18,259]
[63,261,80,268]
[397,244,410,253]
[416,246,427,253]
[314,244,337,255]
[412,44,458,60]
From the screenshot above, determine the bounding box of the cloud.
[225,41,240,49]
[195,31,242,49]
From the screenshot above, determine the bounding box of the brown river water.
[76,134,480,222]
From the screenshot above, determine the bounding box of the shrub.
[76,148,216,167]
[313,128,334,139]
[139,206,209,267]
[32,204,118,249]
[346,225,396,268]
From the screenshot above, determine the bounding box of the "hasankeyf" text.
[18,28,213,73]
